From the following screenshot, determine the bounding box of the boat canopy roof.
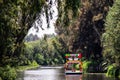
[65,53,82,59]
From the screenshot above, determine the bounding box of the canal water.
[16,66,119,80]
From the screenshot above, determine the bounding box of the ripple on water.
[16,67,119,80]
[23,68,65,80]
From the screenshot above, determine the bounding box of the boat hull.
[65,70,82,74]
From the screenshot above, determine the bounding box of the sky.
[27,0,58,38]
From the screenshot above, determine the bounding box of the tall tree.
[56,0,114,60]
[0,0,46,66]
[102,0,120,66]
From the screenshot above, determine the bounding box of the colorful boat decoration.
[64,53,83,74]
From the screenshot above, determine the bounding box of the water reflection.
[16,67,119,80]
[65,74,82,80]
[65,73,119,80]
[23,68,65,80]
[82,73,119,80]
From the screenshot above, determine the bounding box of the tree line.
[56,0,119,78]
[0,0,120,79]
[22,35,65,66]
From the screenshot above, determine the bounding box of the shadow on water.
[65,74,82,80]
[82,73,119,80]
[16,67,119,80]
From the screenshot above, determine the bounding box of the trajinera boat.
[64,53,83,74]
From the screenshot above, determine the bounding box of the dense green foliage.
[56,0,82,53]
[56,0,114,73]
[0,0,120,79]
[102,0,120,67]
[102,0,120,77]
[56,0,120,78]
[82,60,102,73]
[0,65,17,80]
[0,0,46,66]
[0,0,47,79]
[23,36,65,66]
[82,61,92,73]
[56,0,113,60]
[106,64,120,78]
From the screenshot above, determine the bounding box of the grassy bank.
[16,65,39,72]
[0,61,39,80]
[16,61,39,72]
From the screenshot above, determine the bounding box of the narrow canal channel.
[16,66,119,80]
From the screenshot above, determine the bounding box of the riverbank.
[16,60,40,72]
[16,65,39,72]
[106,64,120,78]
[0,61,40,80]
